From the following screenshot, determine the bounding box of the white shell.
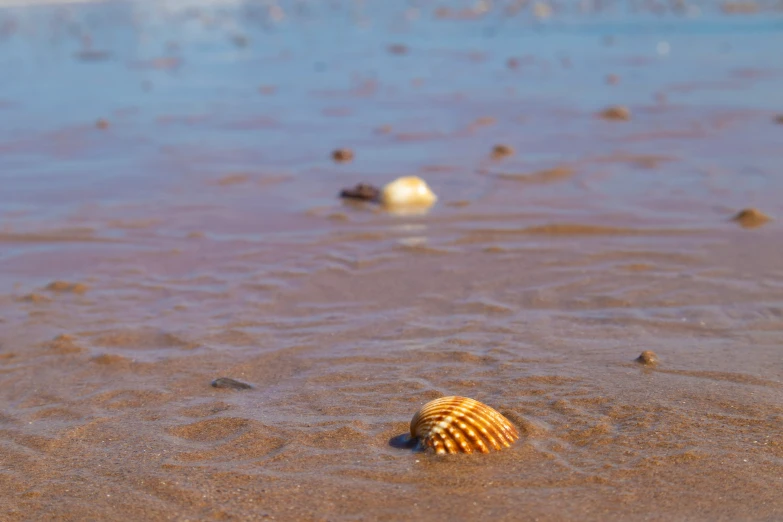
[380,176,437,211]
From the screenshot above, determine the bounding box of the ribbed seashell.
[410,396,519,454]
[380,176,437,210]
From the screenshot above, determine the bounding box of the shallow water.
[1,1,782,520]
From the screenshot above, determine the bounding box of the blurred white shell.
[380,176,437,211]
[410,396,519,454]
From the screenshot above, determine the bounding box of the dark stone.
[339,183,380,202]
[211,377,253,390]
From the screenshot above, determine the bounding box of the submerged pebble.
[635,350,659,366]
[211,377,253,390]
[492,144,515,159]
[599,106,631,121]
[332,148,354,162]
[339,183,380,202]
[732,208,770,229]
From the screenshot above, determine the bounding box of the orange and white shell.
[410,396,519,454]
[380,176,437,210]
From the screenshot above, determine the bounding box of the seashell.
[380,176,437,211]
[410,396,519,454]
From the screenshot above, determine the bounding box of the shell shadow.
[388,433,420,451]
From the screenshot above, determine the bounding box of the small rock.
[211,377,253,390]
[492,144,515,159]
[96,119,110,130]
[92,354,131,365]
[599,106,631,121]
[474,116,496,127]
[635,350,659,366]
[387,44,408,55]
[606,74,620,85]
[332,148,354,162]
[339,183,380,202]
[731,208,770,229]
[774,115,783,124]
[231,34,248,47]
[46,281,89,294]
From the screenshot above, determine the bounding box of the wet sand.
[1,1,783,520]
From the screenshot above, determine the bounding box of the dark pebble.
[492,144,514,159]
[211,377,253,390]
[635,351,659,366]
[332,148,354,162]
[339,183,380,202]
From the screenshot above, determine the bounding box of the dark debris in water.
[339,183,380,202]
[211,377,253,390]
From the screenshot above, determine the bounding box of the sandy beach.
[1,1,782,520]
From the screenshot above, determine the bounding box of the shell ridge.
[459,405,503,451]
[444,402,494,452]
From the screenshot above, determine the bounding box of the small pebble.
[387,44,408,55]
[492,144,515,159]
[599,106,631,121]
[332,148,354,162]
[211,377,253,390]
[606,74,620,85]
[474,116,496,126]
[774,115,783,124]
[339,183,380,202]
[635,350,659,366]
[96,119,110,129]
[46,281,89,294]
[731,208,770,229]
